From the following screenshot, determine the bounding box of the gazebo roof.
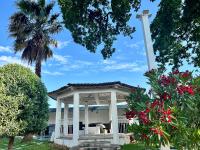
[48,81,138,100]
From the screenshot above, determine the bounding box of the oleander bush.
[126,69,200,150]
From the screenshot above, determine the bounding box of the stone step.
[79,142,111,147]
[79,147,119,150]
[80,145,120,148]
[80,141,111,144]
[70,141,120,150]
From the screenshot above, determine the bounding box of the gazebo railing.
[118,116,129,133]
[59,116,129,135]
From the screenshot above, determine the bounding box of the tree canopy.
[151,0,200,68]
[9,0,62,77]
[58,0,154,59]
[0,84,26,137]
[0,64,49,136]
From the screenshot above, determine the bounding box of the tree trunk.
[8,136,14,150]
[35,60,41,78]
[22,133,33,142]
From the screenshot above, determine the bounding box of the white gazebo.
[48,81,138,147]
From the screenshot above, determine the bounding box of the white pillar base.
[72,93,80,146]
[109,104,112,133]
[160,145,170,150]
[55,98,61,139]
[85,104,89,134]
[63,103,69,136]
[111,91,119,144]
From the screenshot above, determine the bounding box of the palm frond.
[16,0,39,16]
[9,12,28,32]
[21,47,35,64]
[49,13,60,24]
[13,38,28,52]
[47,24,62,34]
[49,39,58,48]
[45,2,55,16]
[9,12,32,38]
[43,46,53,61]
[38,0,45,8]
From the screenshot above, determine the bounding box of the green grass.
[0,138,158,150]
[121,143,157,150]
[0,138,67,150]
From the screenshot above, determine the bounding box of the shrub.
[0,64,49,149]
[126,69,200,149]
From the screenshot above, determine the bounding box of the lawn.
[0,138,68,150]
[0,138,158,150]
[121,143,157,150]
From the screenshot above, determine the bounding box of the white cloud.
[46,52,148,74]
[53,54,69,64]
[102,62,146,72]
[126,43,139,49]
[76,60,93,66]
[0,55,33,70]
[115,55,126,60]
[49,53,148,73]
[0,55,68,76]
[138,47,146,56]
[101,60,116,65]
[0,46,12,53]
[124,41,144,49]
[0,56,21,64]
[43,70,63,76]
[61,60,93,71]
[56,40,71,49]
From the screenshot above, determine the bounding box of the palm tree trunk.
[8,136,14,150]
[35,59,41,78]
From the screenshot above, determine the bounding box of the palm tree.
[9,0,62,77]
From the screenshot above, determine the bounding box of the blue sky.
[0,0,161,107]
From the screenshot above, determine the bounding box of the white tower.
[137,10,170,150]
[136,10,157,70]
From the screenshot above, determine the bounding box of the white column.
[136,10,157,70]
[72,93,80,145]
[55,98,61,138]
[63,103,69,136]
[85,104,89,134]
[109,104,112,133]
[137,11,169,150]
[160,144,170,150]
[111,91,119,144]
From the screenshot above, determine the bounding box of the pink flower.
[138,111,150,124]
[177,85,194,95]
[151,99,159,108]
[160,108,173,123]
[145,108,150,113]
[150,128,164,136]
[125,111,137,120]
[161,92,171,101]
[141,134,149,140]
[180,70,191,78]
[159,75,176,86]
[172,69,179,75]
